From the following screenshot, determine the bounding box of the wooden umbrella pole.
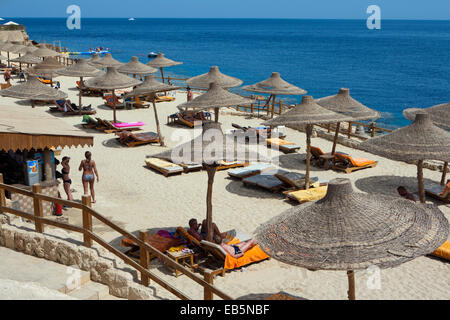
[265,95,273,116]
[112,89,117,123]
[205,165,217,242]
[347,270,356,300]
[271,94,277,119]
[441,162,448,186]
[7,52,10,67]
[160,67,164,83]
[78,76,83,115]
[417,160,425,203]
[331,122,341,155]
[214,107,219,123]
[152,97,165,147]
[305,124,313,190]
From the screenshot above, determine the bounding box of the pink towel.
[112,121,145,128]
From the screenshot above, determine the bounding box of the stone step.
[68,280,110,300]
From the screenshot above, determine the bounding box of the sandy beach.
[1,67,449,300]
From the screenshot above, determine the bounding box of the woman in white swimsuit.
[79,151,99,203]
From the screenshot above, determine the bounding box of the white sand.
[1,71,449,300]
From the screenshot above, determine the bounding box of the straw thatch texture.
[56,59,103,78]
[0,42,14,52]
[26,56,65,77]
[124,75,181,97]
[186,66,242,89]
[90,53,123,68]
[10,52,41,64]
[146,53,182,68]
[7,44,26,54]
[86,54,101,65]
[0,53,7,61]
[152,121,269,165]
[255,178,448,270]
[177,82,253,111]
[263,96,352,127]
[31,45,61,58]
[242,72,306,96]
[84,67,141,90]
[403,103,450,131]
[0,76,67,100]
[118,56,157,75]
[359,113,450,162]
[315,88,380,121]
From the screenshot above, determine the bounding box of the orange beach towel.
[432,241,450,261]
[336,153,375,167]
[224,238,270,270]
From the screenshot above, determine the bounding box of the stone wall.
[0,218,156,300]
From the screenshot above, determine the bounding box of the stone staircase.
[0,247,124,300]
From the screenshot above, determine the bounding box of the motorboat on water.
[148,52,158,58]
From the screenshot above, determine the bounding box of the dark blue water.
[7,18,450,129]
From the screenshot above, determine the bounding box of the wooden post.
[214,107,220,123]
[205,165,216,242]
[111,89,117,123]
[271,94,276,118]
[305,124,313,190]
[441,162,448,186]
[327,124,331,133]
[43,148,53,182]
[32,184,44,233]
[204,272,214,300]
[0,174,6,213]
[331,122,341,155]
[417,160,425,203]
[347,122,352,139]
[278,100,283,115]
[371,122,376,138]
[79,76,83,115]
[139,230,150,286]
[82,195,93,247]
[152,98,165,147]
[265,95,272,116]
[347,270,356,300]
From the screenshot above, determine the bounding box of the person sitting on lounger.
[53,99,69,112]
[397,186,416,202]
[439,180,450,199]
[188,218,227,243]
[217,238,259,259]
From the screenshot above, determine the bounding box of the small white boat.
[128,18,135,21]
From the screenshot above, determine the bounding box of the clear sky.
[1,0,449,20]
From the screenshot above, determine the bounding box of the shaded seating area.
[216,161,248,171]
[332,152,378,173]
[284,185,328,204]
[145,158,184,177]
[94,118,144,133]
[49,100,96,115]
[104,94,125,109]
[116,131,160,147]
[124,95,150,109]
[266,138,300,154]
[77,80,106,97]
[242,169,290,192]
[424,182,450,203]
[167,111,212,128]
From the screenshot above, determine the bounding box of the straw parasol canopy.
[403,103,450,131]
[177,82,253,122]
[57,59,104,114]
[264,95,352,189]
[124,75,182,146]
[117,56,157,76]
[0,53,7,61]
[0,75,67,106]
[0,42,15,67]
[255,177,448,299]
[86,54,101,65]
[90,53,123,68]
[7,44,26,54]
[316,88,380,154]
[26,56,65,82]
[360,112,450,202]
[31,44,61,58]
[84,67,141,122]
[242,72,307,118]
[146,52,182,84]
[10,52,42,65]
[186,66,243,89]
[153,121,268,241]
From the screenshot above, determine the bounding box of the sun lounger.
[104,94,125,109]
[49,102,96,116]
[216,161,249,171]
[116,131,160,147]
[332,152,378,174]
[179,163,203,173]
[95,118,143,133]
[228,163,274,179]
[266,138,300,154]
[431,241,450,261]
[424,182,450,204]
[155,95,175,103]
[274,172,319,189]
[81,115,105,130]
[125,96,150,109]
[145,158,184,177]
[285,185,328,204]
[242,169,290,192]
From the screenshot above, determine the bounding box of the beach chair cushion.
[145,158,184,172]
[223,238,270,270]
[111,121,145,128]
[243,169,290,190]
[228,163,274,179]
[310,146,325,158]
[266,138,295,146]
[335,153,375,167]
[286,186,328,203]
[432,241,450,261]
[275,172,318,189]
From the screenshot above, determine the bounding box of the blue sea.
[6,18,450,129]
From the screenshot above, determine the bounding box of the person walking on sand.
[79,151,99,203]
[61,156,73,203]
[186,86,193,102]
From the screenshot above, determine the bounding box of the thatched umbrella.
[0,53,7,64]
[243,72,307,118]
[56,59,104,115]
[316,88,380,154]
[90,53,123,69]
[84,67,141,123]
[0,75,67,107]
[146,52,182,83]
[263,95,352,189]
[117,56,157,78]
[0,42,14,67]
[86,54,101,66]
[26,56,65,86]
[124,75,181,146]
[11,51,45,65]
[255,177,448,300]
[152,121,268,242]
[31,44,61,58]
[177,82,253,123]
[186,66,242,90]
[360,112,450,203]
[403,103,450,185]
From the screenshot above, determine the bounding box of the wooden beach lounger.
[332,152,378,174]
[96,118,143,133]
[215,161,249,171]
[274,171,319,190]
[310,146,332,167]
[145,158,184,177]
[227,163,274,179]
[431,241,450,261]
[49,103,96,116]
[116,131,160,147]
[125,96,150,109]
[424,182,450,203]
[266,138,300,154]
[104,95,125,109]
[285,185,328,204]
[179,163,203,173]
[242,169,290,192]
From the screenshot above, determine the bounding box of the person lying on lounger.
[53,99,70,112]
[439,180,450,199]
[216,238,259,259]
[188,218,227,243]
[397,186,416,202]
[117,130,138,144]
